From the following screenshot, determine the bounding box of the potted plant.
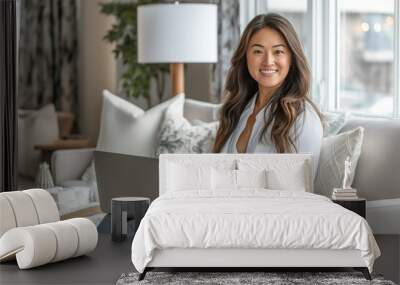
[100,0,169,107]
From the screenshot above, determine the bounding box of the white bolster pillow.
[0,218,98,269]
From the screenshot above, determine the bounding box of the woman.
[213,13,323,175]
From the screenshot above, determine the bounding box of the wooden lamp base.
[170,63,184,96]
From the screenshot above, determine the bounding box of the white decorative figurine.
[342,156,353,190]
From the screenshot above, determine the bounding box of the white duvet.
[131,190,380,273]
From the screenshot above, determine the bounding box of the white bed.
[131,154,380,280]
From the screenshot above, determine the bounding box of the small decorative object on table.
[111,197,150,242]
[332,156,366,218]
[332,156,358,200]
[35,162,55,189]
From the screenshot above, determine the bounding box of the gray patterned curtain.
[18,0,78,113]
[210,0,240,103]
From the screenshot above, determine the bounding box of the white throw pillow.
[314,127,364,197]
[18,104,59,178]
[236,169,268,189]
[97,90,183,157]
[157,97,219,155]
[183,98,221,123]
[166,162,212,192]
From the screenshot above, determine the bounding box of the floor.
[1,217,398,285]
[373,235,400,284]
[0,234,133,285]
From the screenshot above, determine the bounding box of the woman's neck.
[254,86,276,113]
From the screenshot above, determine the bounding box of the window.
[240,0,400,119]
[262,0,309,56]
[338,0,395,116]
[240,0,311,64]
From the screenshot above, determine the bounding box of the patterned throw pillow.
[157,97,219,155]
[81,160,99,202]
[322,111,349,137]
[314,127,364,197]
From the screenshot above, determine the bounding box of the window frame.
[240,0,400,119]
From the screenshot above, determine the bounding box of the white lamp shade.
[137,4,218,63]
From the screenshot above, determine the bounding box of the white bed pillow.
[236,169,268,189]
[166,162,212,192]
[211,168,268,190]
[211,168,236,190]
[314,127,364,197]
[157,97,219,155]
[97,90,183,157]
[266,167,307,191]
[237,158,311,192]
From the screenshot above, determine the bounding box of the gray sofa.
[51,112,400,235]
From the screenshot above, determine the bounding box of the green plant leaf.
[100,0,170,107]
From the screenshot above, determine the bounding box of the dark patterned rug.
[116,271,396,285]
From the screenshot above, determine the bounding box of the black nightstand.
[111,197,150,242]
[332,198,366,218]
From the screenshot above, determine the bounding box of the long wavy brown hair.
[213,13,322,153]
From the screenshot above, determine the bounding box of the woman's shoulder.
[296,101,323,131]
[303,101,321,121]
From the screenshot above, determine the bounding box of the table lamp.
[137,3,218,96]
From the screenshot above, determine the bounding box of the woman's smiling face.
[246,27,292,95]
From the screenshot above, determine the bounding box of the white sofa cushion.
[157,96,219,155]
[18,104,59,178]
[314,127,364,197]
[97,90,183,157]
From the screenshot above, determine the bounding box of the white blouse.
[220,93,323,178]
